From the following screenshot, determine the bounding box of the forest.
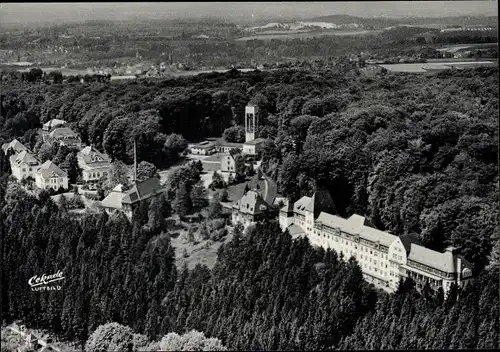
[0,187,498,350]
[1,62,498,269]
[1,62,499,350]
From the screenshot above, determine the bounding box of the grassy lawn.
[202,153,224,163]
[208,176,266,203]
[170,223,234,270]
[50,192,95,209]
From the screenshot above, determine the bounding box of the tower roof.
[308,185,336,219]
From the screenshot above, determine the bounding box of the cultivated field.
[380,60,497,73]
[235,29,381,41]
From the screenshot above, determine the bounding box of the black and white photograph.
[0,1,498,351]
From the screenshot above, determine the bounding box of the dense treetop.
[1,63,498,350]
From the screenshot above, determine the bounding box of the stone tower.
[245,104,258,143]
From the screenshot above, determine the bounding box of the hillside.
[307,14,498,29]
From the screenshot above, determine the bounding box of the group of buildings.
[276,187,473,295]
[226,158,473,297]
[2,119,112,192]
[190,104,267,158]
[190,104,269,178]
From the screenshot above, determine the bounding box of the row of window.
[407,259,455,279]
[407,270,443,288]
[392,253,403,261]
[315,230,391,260]
[88,171,108,179]
[318,224,389,253]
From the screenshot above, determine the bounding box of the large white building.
[279,190,473,294]
[77,146,111,183]
[35,160,69,191]
[9,151,40,181]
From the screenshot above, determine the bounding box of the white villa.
[47,127,83,148]
[35,160,69,191]
[279,189,473,295]
[9,151,40,181]
[77,146,111,183]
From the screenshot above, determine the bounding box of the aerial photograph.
[0,1,498,351]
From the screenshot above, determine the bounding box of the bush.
[68,194,85,209]
[158,330,227,351]
[207,218,225,232]
[210,227,227,242]
[85,323,134,352]
[85,193,101,201]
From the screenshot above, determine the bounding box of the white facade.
[9,151,40,181]
[35,161,69,191]
[221,153,236,174]
[245,105,258,143]
[82,167,109,182]
[77,146,111,182]
[35,173,69,190]
[281,195,474,294]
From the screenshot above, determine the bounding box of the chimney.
[133,138,137,185]
[445,246,457,254]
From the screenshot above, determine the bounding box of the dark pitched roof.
[121,178,163,204]
[232,190,269,215]
[78,146,110,165]
[399,233,423,255]
[37,160,67,178]
[10,150,39,166]
[261,174,277,206]
[309,185,337,219]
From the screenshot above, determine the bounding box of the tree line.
[1,182,498,350]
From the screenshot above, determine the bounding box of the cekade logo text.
[28,271,65,291]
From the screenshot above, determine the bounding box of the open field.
[436,42,498,53]
[171,225,234,270]
[380,60,496,73]
[236,29,381,41]
[16,67,91,76]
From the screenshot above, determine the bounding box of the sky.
[0,1,498,25]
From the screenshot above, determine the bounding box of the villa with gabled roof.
[46,127,83,148]
[231,172,279,229]
[9,150,40,181]
[35,160,69,191]
[77,146,111,183]
[100,178,164,218]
